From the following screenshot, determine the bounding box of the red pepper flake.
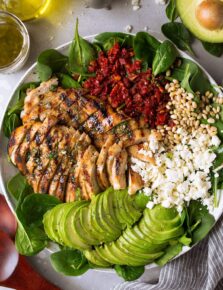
[83,43,170,128]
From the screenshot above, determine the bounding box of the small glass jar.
[0,11,30,74]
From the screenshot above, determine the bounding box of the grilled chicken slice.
[21,78,58,122]
[8,123,33,165]
[82,104,128,136]
[128,168,144,195]
[48,156,70,200]
[121,129,151,148]
[127,143,155,164]
[96,135,114,189]
[77,95,102,116]
[65,132,92,202]
[79,145,101,200]
[94,117,148,148]
[31,126,77,193]
[107,143,127,190]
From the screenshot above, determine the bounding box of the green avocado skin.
[176,0,223,43]
[43,188,185,267]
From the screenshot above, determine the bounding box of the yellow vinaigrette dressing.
[0,21,23,67]
[0,0,50,21]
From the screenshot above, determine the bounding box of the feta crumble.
[131,129,220,212]
[155,0,167,5]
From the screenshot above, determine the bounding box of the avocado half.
[176,0,223,43]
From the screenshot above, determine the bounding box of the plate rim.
[0,33,223,273]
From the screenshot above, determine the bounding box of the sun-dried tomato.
[83,43,170,128]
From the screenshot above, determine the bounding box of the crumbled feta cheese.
[132,0,141,10]
[124,25,133,33]
[131,129,217,212]
[155,0,167,4]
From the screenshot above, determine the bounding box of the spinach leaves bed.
[3,21,223,281]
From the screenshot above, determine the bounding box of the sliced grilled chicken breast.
[121,129,151,148]
[79,145,101,200]
[128,168,144,195]
[127,143,155,164]
[21,78,58,121]
[65,132,92,202]
[107,142,127,190]
[96,135,114,189]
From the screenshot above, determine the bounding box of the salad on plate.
[3,20,223,281]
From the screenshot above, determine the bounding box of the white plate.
[1,34,223,272]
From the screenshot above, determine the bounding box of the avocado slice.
[113,189,128,228]
[124,193,142,224]
[90,194,114,242]
[80,206,101,245]
[108,241,155,266]
[123,226,168,252]
[43,209,57,242]
[139,218,184,243]
[51,203,74,245]
[115,189,133,226]
[176,0,223,43]
[116,238,164,261]
[61,201,90,250]
[84,249,111,268]
[95,244,120,265]
[101,188,122,236]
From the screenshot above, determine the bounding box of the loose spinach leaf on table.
[3,82,39,138]
[114,265,145,281]
[166,0,178,22]
[133,32,160,67]
[59,73,81,89]
[21,194,61,227]
[162,22,194,54]
[68,19,97,75]
[155,243,183,266]
[95,32,134,50]
[186,200,215,244]
[202,42,223,57]
[50,250,89,276]
[152,40,178,76]
[37,49,68,82]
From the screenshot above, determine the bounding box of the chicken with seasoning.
[8,78,157,201]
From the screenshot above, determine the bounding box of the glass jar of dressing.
[0,11,30,73]
[0,0,50,21]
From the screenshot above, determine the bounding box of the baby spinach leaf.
[13,180,48,256]
[166,0,178,22]
[59,73,81,89]
[7,173,32,203]
[202,42,223,57]
[50,250,89,276]
[3,114,21,138]
[95,32,134,49]
[187,200,215,244]
[134,32,160,66]
[152,40,178,76]
[69,19,97,75]
[3,82,39,138]
[114,265,145,281]
[170,58,216,95]
[37,49,68,81]
[162,22,194,54]
[15,224,48,256]
[156,243,182,266]
[21,194,61,227]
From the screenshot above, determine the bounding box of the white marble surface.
[0,0,223,289]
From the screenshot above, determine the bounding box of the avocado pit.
[196,0,223,31]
